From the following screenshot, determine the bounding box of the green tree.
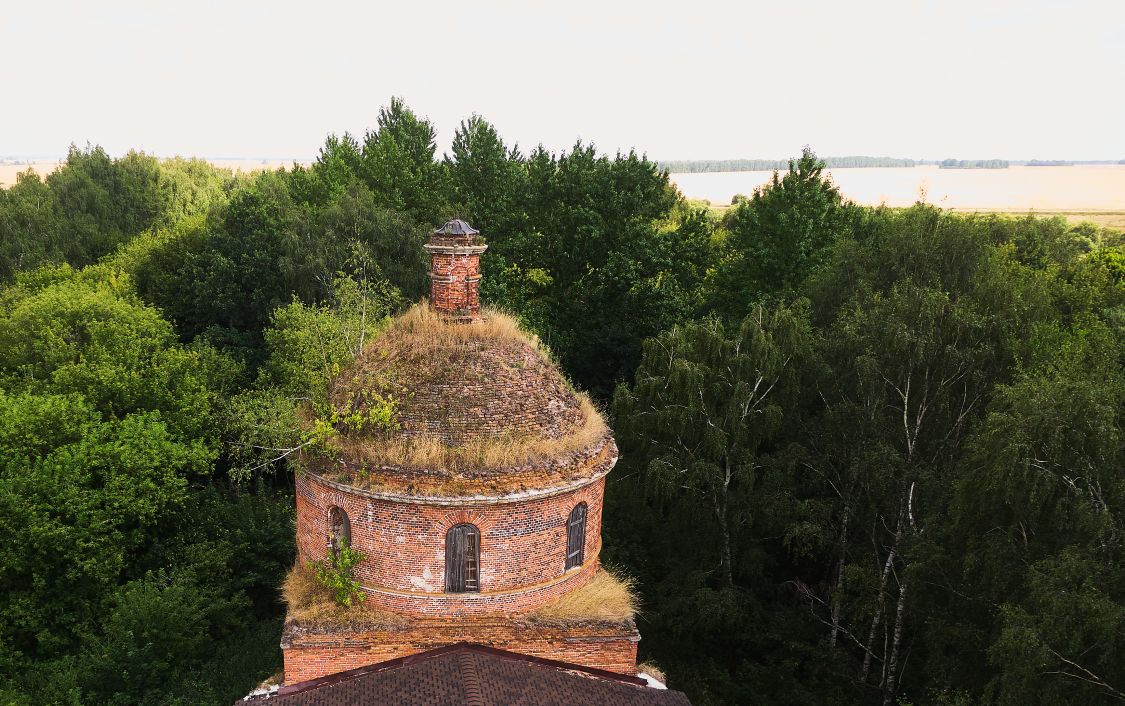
[614,303,814,586]
[608,303,853,705]
[710,148,859,320]
[314,184,429,300]
[448,114,527,235]
[129,175,322,355]
[0,266,225,439]
[222,273,401,480]
[361,97,450,225]
[0,392,208,667]
[952,320,1125,704]
[46,146,165,265]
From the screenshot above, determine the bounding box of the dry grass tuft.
[637,662,667,684]
[281,562,408,631]
[385,302,545,354]
[333,392,608,477]
[526,569,638,625]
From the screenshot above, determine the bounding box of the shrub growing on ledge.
[313,538,366,607]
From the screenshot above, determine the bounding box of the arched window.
[445,524,480,593]
[566,503,587,570]
[328,506,351,553]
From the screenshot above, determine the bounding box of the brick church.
[244,220,691,705]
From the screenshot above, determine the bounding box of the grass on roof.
[525,568,638,625]
[378,302,548,356]
[329,303,557,407]
[330,392,608,479]
[282,562,408,631]
[320,302,609,478]
[637,662,667,684]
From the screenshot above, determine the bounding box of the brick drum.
[295,470,607,615]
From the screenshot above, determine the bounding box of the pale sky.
[1,0,1123,161]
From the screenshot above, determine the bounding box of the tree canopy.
[1,101,1123,705]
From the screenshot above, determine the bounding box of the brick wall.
[295,471,606,616]
[429,251,482,315]
[282,618,640,683]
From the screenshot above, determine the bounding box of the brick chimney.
[425,219,487,320]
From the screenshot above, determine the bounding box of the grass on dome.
[323,303,610,478]
[329,393,607,478]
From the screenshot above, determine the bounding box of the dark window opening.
[328,506,351,553]
[445,524,480,593]
[566,503,587,570]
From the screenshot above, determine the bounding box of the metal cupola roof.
[433,219,480,236]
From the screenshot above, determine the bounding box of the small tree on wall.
[313,538,366,607]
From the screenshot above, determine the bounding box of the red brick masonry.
[282,618,640,683]
[427,244,485,315]
[296,471,606,615]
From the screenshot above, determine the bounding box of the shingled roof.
[241,643,692,706]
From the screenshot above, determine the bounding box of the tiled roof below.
[243,643,692,706]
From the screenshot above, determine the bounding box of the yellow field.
[0,162,60,187]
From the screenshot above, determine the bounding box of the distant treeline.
[661,156,917,172]
[663,157,1125,173]
[939,158,1010,169]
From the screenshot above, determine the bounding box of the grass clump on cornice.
[282,562,407,631]
[526,569,638,625]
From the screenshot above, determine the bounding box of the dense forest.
[1,98,1123,706]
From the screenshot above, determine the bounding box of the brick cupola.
[425,219,487,320]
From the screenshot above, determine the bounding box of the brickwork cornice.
[301,461,612,506]
[424,243,489,256]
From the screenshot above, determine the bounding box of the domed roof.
[317,305,614,495]
[335,305,584,445]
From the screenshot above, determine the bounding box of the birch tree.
[613,302,814,586]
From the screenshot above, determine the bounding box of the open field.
[698,203,1125,232]
[673,164,1125,230]
[0,161,61,187]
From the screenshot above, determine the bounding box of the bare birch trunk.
[716,496,733,587]
[882,577,909,706]
[715,456,734,587]
[860,536,896,682]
